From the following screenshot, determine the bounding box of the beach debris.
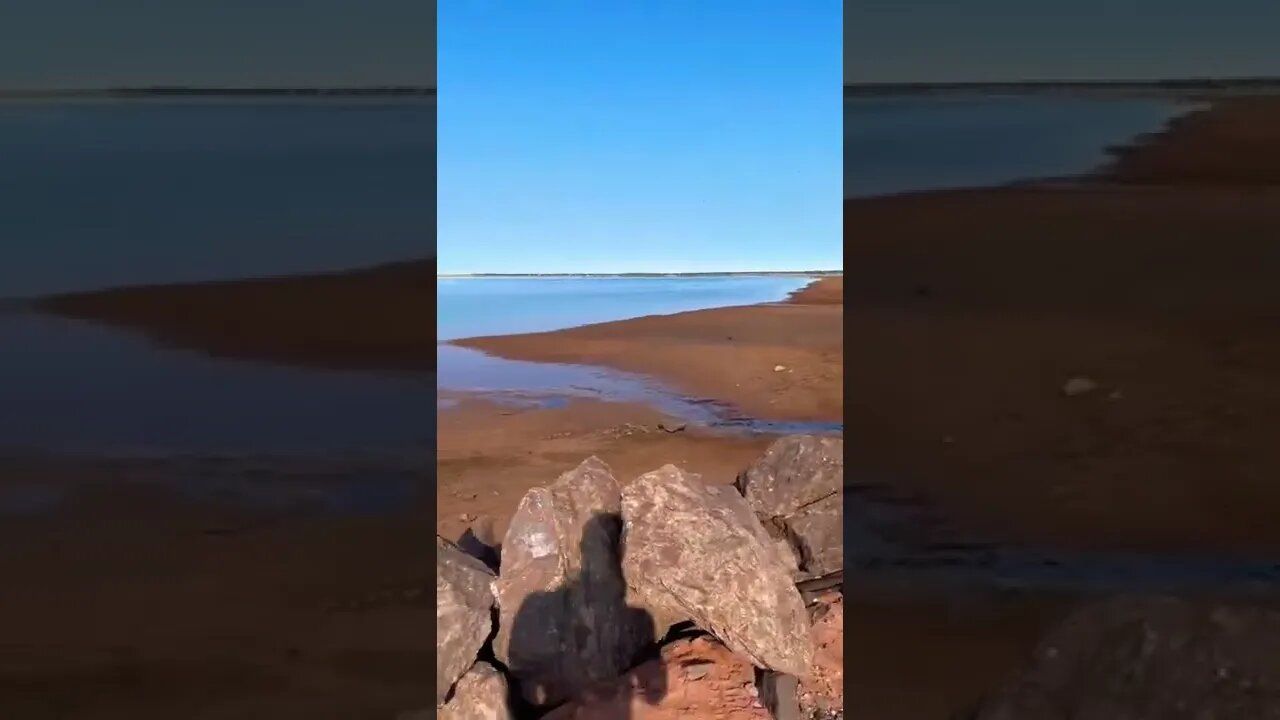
[975,595,1280,720]
[459,512,476,523]
[621,465,813,676]
[1061,377,1100,397]
[439,661,513,720]
[774,365,787,372]
[495,457,652,708]
[436,536,497,706]
[736,435,844,579]
[657,421,687,433]
[541,635,771,720]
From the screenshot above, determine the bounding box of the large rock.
[495,457,652,708]
[439,661,513,720]
[976,595,1280,720]
[437,536,498,706]
[621,465,813,676]
[736,435,844,578]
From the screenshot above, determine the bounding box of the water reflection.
[0,309,434,454]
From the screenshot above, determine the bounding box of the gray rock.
[737,435,844,578]
[436,536,497,706]
[439,661,513,720]
[976,595,1280,720]
[495,457,652,708]
[622,465,813,676]
[783,493,842,578]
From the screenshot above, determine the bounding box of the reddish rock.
[439,661,513,720]
[621,465,813,676]
[543,636,771,720]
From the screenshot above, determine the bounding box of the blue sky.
[437,2,842,274]
[849,1,1280,82]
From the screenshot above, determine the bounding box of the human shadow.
[504,512,665,717]
[456,520,502,573]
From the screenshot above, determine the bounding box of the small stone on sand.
[1062,377,1099,397]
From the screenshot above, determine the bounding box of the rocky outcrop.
[495,457,652,708]
[439,661,514,720]
[736,436,844,579]
[976,595,1280,720]
[437,536,498,706]
[621,465,813,676]
[542,636,772,720]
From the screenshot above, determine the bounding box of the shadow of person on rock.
[456,520,502,572]
[505,512,665,718]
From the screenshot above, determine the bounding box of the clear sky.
[849,0,1280,83]
[0,0,434,88]
[437,2,842,274]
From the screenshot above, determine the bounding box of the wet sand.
[37,259,439,374]
[0,461,437,718]
[452,277,844,423]
[840,97,1280,554]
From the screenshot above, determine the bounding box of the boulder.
[621,465,813,676]
[436,536,498,706]
[495,457,652,707]
[976,595,1280,720]
[736,436,844,578]
[439,661,513,720]
[783,493,843,579]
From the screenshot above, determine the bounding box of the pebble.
[1062,377,1100,397]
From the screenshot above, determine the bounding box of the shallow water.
[0,99,435,296]
[0,310,435,454]
[845,95,1188,198]
[845,483,1280,596]
[0,100,436,454]
[437,275,843,434]
[437,275,813,342]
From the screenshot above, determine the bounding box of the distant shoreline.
[436,270,842,279]
[845,77,1280,99]
[0,87,435,100]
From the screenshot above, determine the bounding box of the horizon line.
[0,85,435,95]
[846,76,1280,87]
[436,270,844,277]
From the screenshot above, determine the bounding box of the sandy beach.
[838,97,1280,554]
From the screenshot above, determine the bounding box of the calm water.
[0,99,435,296]
[0,100,435,454]
[845,95,1188,198]
[437,276,811,342]
[436,276,845,434]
